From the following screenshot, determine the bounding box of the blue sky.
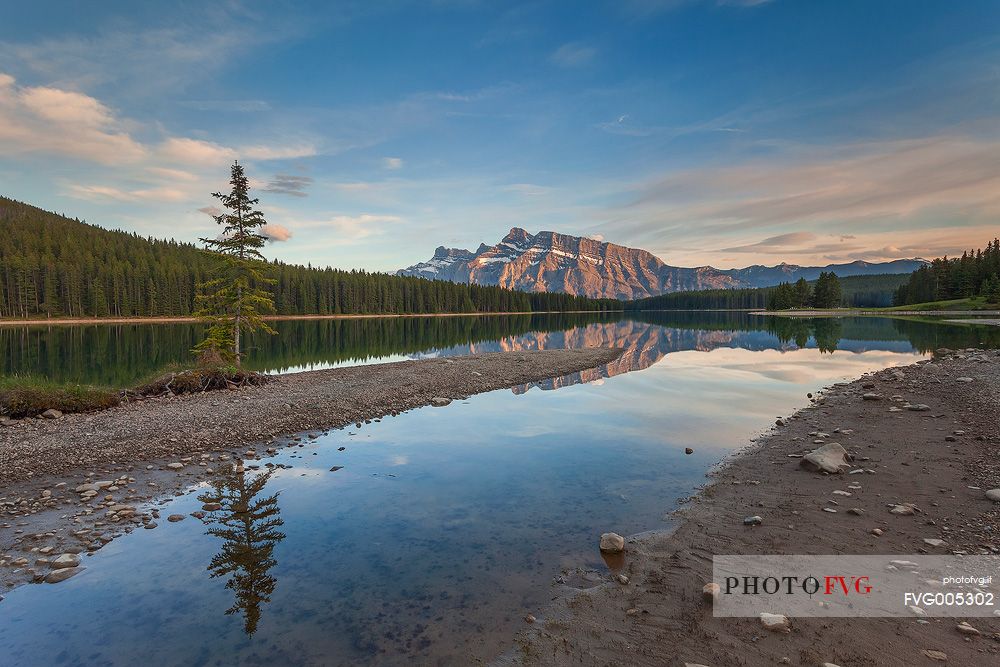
[2,0,998,271]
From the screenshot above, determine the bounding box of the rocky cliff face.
[398,228,740,299]
[397,228,926,300]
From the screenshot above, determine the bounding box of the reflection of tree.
[199,465,285,636]
[767,318,842,354]
[812,319,843,354]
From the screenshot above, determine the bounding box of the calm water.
[0,314,996,666]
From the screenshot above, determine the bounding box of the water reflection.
[199,464,285,636]
[3,311,998,385]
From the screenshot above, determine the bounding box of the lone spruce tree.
[194,161,276,365]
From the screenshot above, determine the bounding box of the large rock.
[430,397,452,407]
[599,532,625,553]
[49,553,80,569]
[800,442,851,474]
[760,613,791,633]
[41,408,63,419]
[986,489,1000,502]
[45,567,83,583]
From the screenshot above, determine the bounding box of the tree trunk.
[234,285,242,366]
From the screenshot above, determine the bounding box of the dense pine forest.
[625,273,911,311]
[0,197,618,319]
[893,239,1000,305]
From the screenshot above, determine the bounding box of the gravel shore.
[0,347,621,484]
[0,347,621,592]
[502,348,1000,667]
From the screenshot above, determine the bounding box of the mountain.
[397,228,927,300]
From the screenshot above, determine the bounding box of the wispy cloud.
[262,174,314,198]
[550,42,597,67]
[179,99,272,112]
[722,232,818,253]
[382,156,404,170]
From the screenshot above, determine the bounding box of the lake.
[0,313,997,665]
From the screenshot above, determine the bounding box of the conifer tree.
[194,162,277,364]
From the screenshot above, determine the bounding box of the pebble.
[956,622,980,636]
[922,650,947,662]
[702,582,720,602]
[985,489,1000,503]
[743,515,763,526]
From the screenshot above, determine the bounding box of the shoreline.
[752,309,1000,317]
[0,310,624,327]
[0,347,621,592]
[501,348,1000,666]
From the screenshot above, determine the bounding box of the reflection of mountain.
[506,321,772,392]
[199,466,285,636]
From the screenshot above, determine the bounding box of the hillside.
[398,227,926,299]
[0,197,618,319]
[626,273,913,311]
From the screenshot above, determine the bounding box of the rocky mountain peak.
[397,229,926,299]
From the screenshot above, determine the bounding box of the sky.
[1,0,998,271]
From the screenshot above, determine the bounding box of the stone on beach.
[41,409,63,419]
[985,489,1000,502]
[702,582,720,602]
[800,442,851,474]
[44,567,82,583]
[49,553,80,569]
[599,532,625,553]
[760,612,791,633]
[430,397,452,407]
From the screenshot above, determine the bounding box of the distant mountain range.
[397,227,927,300]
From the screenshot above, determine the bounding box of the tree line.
[0,195,619,321]
[893,239,1000,305]
[766,272,842,310]
[626,273,907,311]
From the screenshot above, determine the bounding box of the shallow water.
[0,314,996,666]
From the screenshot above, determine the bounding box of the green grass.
[1,362,269,419]
[0,375,119,418]
[881,297,994,312]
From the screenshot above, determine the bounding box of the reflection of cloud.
[390,455,409,466]
[382,156,403,170]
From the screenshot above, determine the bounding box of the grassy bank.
[1,364,268,419]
